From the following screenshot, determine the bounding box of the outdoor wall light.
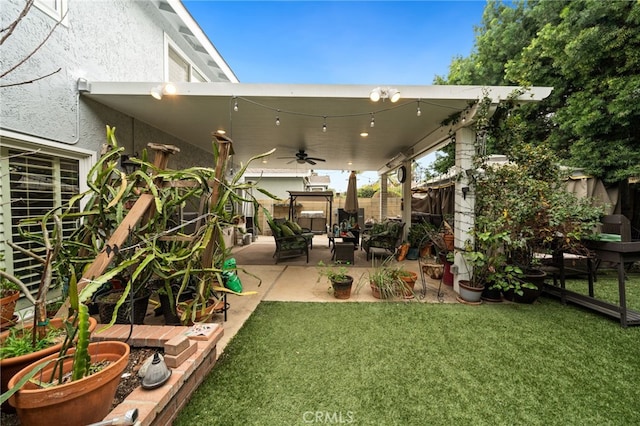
[150,82,176,100]
[369,87,401,103]
[462,186,470,200]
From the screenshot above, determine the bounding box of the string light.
[228,95,464,135]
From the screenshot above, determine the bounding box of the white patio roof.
[82,82,552,174]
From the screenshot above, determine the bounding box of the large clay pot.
[1,317,98,409]
[8,341,130,426]
[458,280,484,303]
[331,275,354,299]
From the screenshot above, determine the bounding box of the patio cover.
[81,83,552,174]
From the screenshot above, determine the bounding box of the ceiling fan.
[277,149,326,166]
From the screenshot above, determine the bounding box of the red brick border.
[95,323,223,426]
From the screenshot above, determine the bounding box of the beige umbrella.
[344,171,359,214]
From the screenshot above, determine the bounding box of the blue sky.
[183,0,487,191]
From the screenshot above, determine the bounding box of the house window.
[35,0,69,24]
[0,148,80,297]
[167,41,209,83]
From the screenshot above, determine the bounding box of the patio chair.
[362,220,405,261]
[268,218,310,263]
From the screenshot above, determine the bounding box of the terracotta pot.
[399,271,418,299]
[177,298,226,325]
[443,233,455,251]
[370,283,383,299]
[0,291,20,326]
[331,276,353,299]
[1,316,98,408]
[458,280,484,303]
[8,341,130,426]
[422,262,444,280]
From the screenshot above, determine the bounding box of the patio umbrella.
[344,171,359,214]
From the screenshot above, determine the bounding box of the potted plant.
[367,257,413,300]
[406,222,436,260]
[368,264,397,299]
[391,266,418,299]
[317,261,354,299]
[0,273,20,330]
[2,303,129,426]
[457,230,518,303]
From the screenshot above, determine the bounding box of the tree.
[436,0,640,183]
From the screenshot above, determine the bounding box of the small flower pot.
[458,280,484,304]
[331,276,354,299]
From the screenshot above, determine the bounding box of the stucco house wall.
[1,0,227,162]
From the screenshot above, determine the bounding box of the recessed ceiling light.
[360,132,369,137]
[347,161,353,166]
[217,129,226,135]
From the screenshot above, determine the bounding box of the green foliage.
[357,183,378,198]
[0,327,64,359]
[71,303,91,381]
[438,0,640,183]
[406,222,435,248]
[476,143,605,271]
[316,261,351,283]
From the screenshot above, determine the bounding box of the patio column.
[379,173,388,221]
[453,126,476,292]
[401,159,412,239]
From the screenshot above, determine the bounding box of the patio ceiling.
[83,82,552,174]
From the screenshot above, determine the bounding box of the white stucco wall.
[0,0,222,163]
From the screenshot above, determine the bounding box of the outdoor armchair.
[362,220,405,260]
[268,218,312,263]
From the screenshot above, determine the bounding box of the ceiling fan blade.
[287,159,296,164]
[306,157,325,162]
[306,159,317,165]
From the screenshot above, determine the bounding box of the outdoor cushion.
[280,224,295,237]
[267,219,282,237]
[286,220,303,234]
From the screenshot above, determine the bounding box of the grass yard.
[175,297,640,425]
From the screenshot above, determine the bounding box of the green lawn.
[176,298,640,425]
